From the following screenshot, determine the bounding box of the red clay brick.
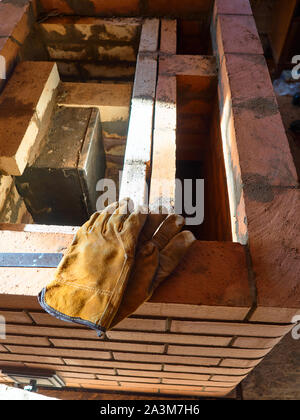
[5,324,97,339]
[167,345,270,359]
[0,61,60,175]
[5,345,112,360]
[149,128,176,209]
[220,358,263,368]
[215,0,253,15]
[66,377,119,387]
[170,320,293,337]
[119,383,160,393]
[164,364,253,376]
[162,378,235,387]
[98,374,160,384]
[202,386,235,394]
[159,55,217,77]
[0,335,50,346]
[160,19,177,54]
[134,303,250,321]
[0,352,64,365]
[61,372,97,380]
[112,352,221,366]
[0,361,25,369]
[0,238,251,312]
[249,307,300,324]
[230,99,297,187]
[112,318,166,332]
[244,188,300,310]
[63,380,82,388]
[0,1,30,37]
[0,294,42,311]
[0,226,75,253]
[0,311,32,324]
[63,358,162,371]
[154,75,176,130]
[49,339,164,354]
[106,330,232,347]
[139,18,159,53]
[29,312,83,327]
[116,369,210,381]
[157,383,235,394]
[151,241,251,308]
[217,15,263,55]
[232,336,281,349]
[221,53,275,101]
[211,374,248,382]
[24,363,116,376]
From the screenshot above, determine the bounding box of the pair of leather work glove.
[38,198,195,336]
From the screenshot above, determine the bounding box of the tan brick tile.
[167,345,271,359]
[6,345,112,360]
[0,311,32,324]
[160,19,177,54]
[0,335,50,346]
[63,358,161,371]
[0,352,64,365]
[107,330,232,346]
[113,352,221,366]
[232,336,281,349]
[134,302,249,321]
[116,369,210,381]
[162,378,235,387]
[97,374,160,384]
[49,338,164,354]
[170,320,293,338]
[164,364,253,376]
[220,358,263,368]
[0,62,60,175]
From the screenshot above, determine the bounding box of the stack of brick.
[0,226,297,398]
[0,0,35,93]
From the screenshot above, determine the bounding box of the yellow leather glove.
[38,198,147,335]
[109,213,196,329]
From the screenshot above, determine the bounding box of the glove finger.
[69,211,102,246]
[92,200,119,233]
[84,212,102,232]
[107,197,134,231]
[138,212,167,244]
[150,230,196,293]
[152,214,185,251]
[119,205,148,249]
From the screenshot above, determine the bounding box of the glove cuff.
[38,288,106,337]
